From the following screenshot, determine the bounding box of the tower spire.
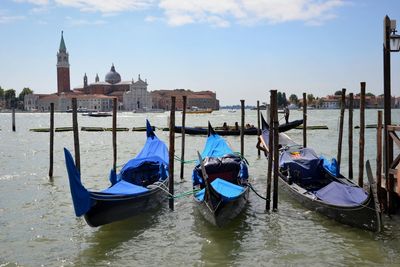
[59,30,66,52]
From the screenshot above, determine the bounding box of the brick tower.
[57,31,70,94]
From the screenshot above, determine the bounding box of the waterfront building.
[151,89,219,110]
[123,75,152,111]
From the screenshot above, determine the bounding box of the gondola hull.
[194,187,249,227]
[278,176,379,231]
[85,180,168,227]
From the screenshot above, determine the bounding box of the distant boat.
[185,106,213,114]
[84,112,112,117]
[133,108,164,113]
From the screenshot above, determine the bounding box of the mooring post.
[169,96,176,210]
[180,95,187,181]
[377,111,383,192]
[112,98,117,171]
[240,99,245,157]
[271,90,279,211]
[303,93,307,148]
[337,88,346,167]
[383,15,395,214]
[266,96,274,211]
[49,103,54,179]
[12,102,16,132]
[348,93,354,179]
[359,82,366,187]
[71,98,80,172]
[257,100,261,157]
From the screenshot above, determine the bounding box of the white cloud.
[0,14,25,23]
[66,16,107,26]
[54,0,154,13]
[158,0,345,27]
[12,0,346,27]
[13,0,49,5]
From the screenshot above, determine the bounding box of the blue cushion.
[102,180,149,195]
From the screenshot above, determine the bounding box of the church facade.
[24,32,151,112]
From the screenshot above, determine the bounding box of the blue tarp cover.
[279,148,321,180]
[201,134,233,159]
[101,180,149,195]
[195,178,245,202]
[315,181,368,206]
[118,123,169,182]
[320,156,340,177]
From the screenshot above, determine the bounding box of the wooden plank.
[388,131,400,148]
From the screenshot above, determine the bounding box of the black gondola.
[64,120,169,227]
[166,119,303,136]
[192,123,250,227]
[258,115,382,232]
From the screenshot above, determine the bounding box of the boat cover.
[101,180,149,195]
[279,148,321,181]
[195,178,245,202]
[64,120,168,217]
[315,181,368,206]
[200,133,233,158]
[117,120,169,183]
[320,156,340,177]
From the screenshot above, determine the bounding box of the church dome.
[105,64,121,84]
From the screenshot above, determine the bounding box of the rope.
[174,155,197,164]
[248,183,268,201]
[150,181,201,199]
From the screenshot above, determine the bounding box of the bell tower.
[57,31,71,94]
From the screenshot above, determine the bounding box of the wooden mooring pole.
[49,103,54,179]
[377,111,383,193]
[359,82,366,187]
[12,103,16,132]
[266,96,274,211]
[72,98,80,172]
[348,93,354,179]
[169,96,176,210]
[112,98,117,171]
[303,93,307,148]
[240,99,245,157]
[271,90,279,211]
[337,88,346,167]
[180,95,187,181]
[257,100,261,157]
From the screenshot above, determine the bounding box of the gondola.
[64,120,169,227]
[258,115,382,232]
[192,123,250,227]
[166,120,302,136]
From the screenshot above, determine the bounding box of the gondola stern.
[63,148,92,217]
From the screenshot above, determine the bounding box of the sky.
[1,0,400,105]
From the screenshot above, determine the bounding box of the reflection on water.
[0,110,400,266]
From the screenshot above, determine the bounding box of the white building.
[123,75,152,111]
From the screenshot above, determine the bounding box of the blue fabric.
[109,169,117,185]
[63,148,92,217]
[119,123,169,182]
[279,148,321,181]
[194,178,245,202]
[315,181,368,206]
[101,180,149,195]
[201,134,233,159]
[320,156,340,177]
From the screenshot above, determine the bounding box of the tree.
[18,87,33,101]
[277,91,288,107]
[0,86,4,98]
[307,94,315,106]
[4,89,16,109]
[334,90,342,96]
[289,94,298,105]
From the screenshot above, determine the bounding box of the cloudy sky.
[1,0,400,105]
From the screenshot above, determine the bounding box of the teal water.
[0,109,399,266]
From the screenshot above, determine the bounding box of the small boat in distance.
[83,111,112,117]
[257,115,382,232]
[185,106,213,114]
[192,123,250,227]
[64,120,169,227]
